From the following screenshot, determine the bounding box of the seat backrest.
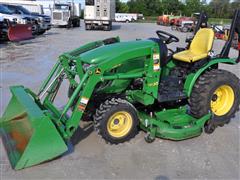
[190,28,214,54]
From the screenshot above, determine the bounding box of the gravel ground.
[0,22,239,180]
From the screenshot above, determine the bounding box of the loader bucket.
[7,24,33,42]
[0,86,68,170]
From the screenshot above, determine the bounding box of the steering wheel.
[156,30,179,44]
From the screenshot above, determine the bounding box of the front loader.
[1,10,240,170]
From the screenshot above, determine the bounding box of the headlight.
[12,18,17,23]
[38,17,44,22]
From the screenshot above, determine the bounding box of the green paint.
[184,58,236,96]
[0,36,238,170]
[0,86,67,170]
[138,107,211,140]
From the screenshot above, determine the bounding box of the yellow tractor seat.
[173,28,215,63]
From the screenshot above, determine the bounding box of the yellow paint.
[211,85,235,116]
[173,28,215,63]
[107,111,133,138]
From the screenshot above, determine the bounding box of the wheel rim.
[211,85,235,116]
[107,111,133,138]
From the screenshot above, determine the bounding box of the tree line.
[116,0,240,19]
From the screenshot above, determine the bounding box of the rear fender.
[184,58,237,97]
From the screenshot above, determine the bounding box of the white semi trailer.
[84,0,115,31]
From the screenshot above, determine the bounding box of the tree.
[117,0,237,19]
[127,0,147,14]
[208,0,230,18]
[228,0,240,17]
[119,3,129,13]
[116,0,129,13]
[161,0,184,15]
[184,0,203,16]
[116,0,121,13]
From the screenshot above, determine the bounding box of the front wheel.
[73,19,80,27]
[181,26,189,33]
[67,20,72,28]
[37,29,46,35]
[189,69,240,124]
[94,98,139,144]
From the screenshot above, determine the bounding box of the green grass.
[208,18,231,25]
[138,16,158,23]
[136,16,232,25]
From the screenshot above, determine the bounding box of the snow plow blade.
[0,86,68,170]
[8,24,33,42]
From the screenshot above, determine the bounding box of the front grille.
[44,18,51,23]
[53,12,62,20]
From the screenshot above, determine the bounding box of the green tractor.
[1,10,240,170]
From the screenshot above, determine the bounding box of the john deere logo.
[95,68,101,74]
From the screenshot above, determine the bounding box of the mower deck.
[138,107,211,142]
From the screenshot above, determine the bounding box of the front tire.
[73,19,80,27]
[67,20,72,28]
[94,98,139,144]
[37,29,46,35]
[189,69,240,124]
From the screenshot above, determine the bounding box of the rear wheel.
[190,69,240,127]
[94,98,139,144]
[181,26,189,33]
[103,25,110,31]
[85,24,91,30]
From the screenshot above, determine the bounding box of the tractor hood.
[79,40,155,64]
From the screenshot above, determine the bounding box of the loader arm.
[36,38,161,139]
[0,37,160,170]
[0,37,121,170]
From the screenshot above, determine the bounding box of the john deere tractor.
[1,10,240,170]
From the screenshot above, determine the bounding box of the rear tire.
[94,98,139,144]
[189,69,240,125]
[103,25,110,31]
[182,26,188,33]
[85,24,91,30]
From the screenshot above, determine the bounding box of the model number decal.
[153,53,160,71]
[153,54,160,60]
[80,97,89,105]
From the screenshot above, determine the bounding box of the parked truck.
[0,0,44,15]
[51,2,81,28]
[0,0,51,34]
[3,4,51,34]
[0,4,33,41]
[84,0,115,31]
